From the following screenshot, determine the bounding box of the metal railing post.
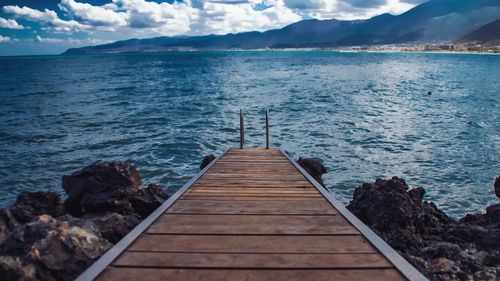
[265,109,269,149]
[240,109,244,149]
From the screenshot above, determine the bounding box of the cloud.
[209,0,251,4]
[283,0,417,20]
[284,0,334,10]
[347,0,388,9]
[0,17,24,29]
[116,0,199,34]
[34,35,111,45]
[283,0,338,19]
[0,35,11,42]
[58,0,127,28]
[400,0,427,4]
[192,0,300,34]
[35,35,65,43]
[3,5,89,32]
[51,0,300,36]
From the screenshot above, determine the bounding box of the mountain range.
[459,19,500,45]
[64,0,500,55]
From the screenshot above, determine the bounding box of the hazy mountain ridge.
[64,0,500,55]
[459,19,500,45]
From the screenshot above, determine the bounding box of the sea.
[0,51,499,218]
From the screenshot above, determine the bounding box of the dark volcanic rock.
[297,157,327,187]
[10,191,66,223]
[0,209,19,245]
[200,154,216,170]
[130,183,168,218]
[63,162,142,215]
[86,212,141,244]
[0,215,111,281]
[347,176,500,280]
[0,255,38,281]
[348,177,452,253]
[0,161,170,281]
[456,203,500,250]
[62,161,168,218]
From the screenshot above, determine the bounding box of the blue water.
[0,51,499,217]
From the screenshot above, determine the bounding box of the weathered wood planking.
[113,252,393,268]
[78,148,426,281]
[97,268,404,281]
[167,200,338,215]
[128,234,377,253]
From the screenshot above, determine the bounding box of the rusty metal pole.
[240,109,244,149]
[265,109,269,149]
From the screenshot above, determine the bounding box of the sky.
[0,0,426,55]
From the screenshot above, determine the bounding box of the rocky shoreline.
[0,161,168,281]
[347,176,500,280]
[0,158,498,281]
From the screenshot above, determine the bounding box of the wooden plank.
[212,163,295,167]
[98,268,405,281]
[207,168,299,173]
[195,179,309,183]
[225,151,283,154]
[225,152,283,155]
[180,196,326,201]
[201,175,306,180]
[220,157,289,161]
[183,192,321,197]
[217,160,291,164]
[205,172,300,176]
[113,252,393,269]
[224,152,283,156]
[192,185,315,189]
[182,195,322,199]
[209,168,297,172]
[184,193,321,198]
[146,214,358,235]
[214,162,296,168]
[209,167,298,171]
[166,200,338,215]
[227,148,280,151]
[193,181,312,188]
[217,158,294,164]
[189,186,317,191]
[128,234,374,253]
[187,187,319,193]
[224,150,283,154]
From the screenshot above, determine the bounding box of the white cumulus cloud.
[3,5,89,32]
[0,17,24,29]
[34,35,111,45]
[117,0,200,35]
[282,0,416,20]
[35,35,65,43]
[58,0,127,29]
[52,0,301,37]
[191,0,300,35]
[0,35,11,42]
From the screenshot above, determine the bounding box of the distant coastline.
[64,46,499,55]
[1,47,499,58]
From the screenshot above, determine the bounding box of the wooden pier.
[76,147,427,281]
